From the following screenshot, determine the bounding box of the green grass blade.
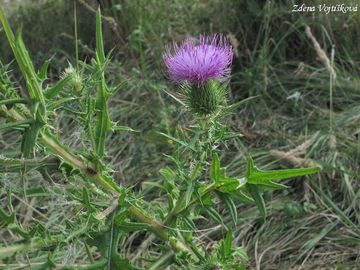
[0,119,32,131]
[0,98,29,106]
[312,183,359,233]
[96,8,106,65]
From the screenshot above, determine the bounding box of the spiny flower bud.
[62,63,83,94]
[163,34,233,116]
[182,80,227,116]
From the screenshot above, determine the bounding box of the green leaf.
[210,153,221,183]
[38,58,52,82]
[111,124,136,132]
[217,177,246,193]
[88,213,143,270]
[233,246,249,262]
[116,221,149,232]
[255,181,289,190]
[0,119,32,131]
[0,156,58,173]
[96,8,106,65]
[210,154,246,193]
[27,254,56,270]
[94,86,111,158]
[246,157,320,185]
[47,97,78,111]
[246,184,266,219]
[222,231,233,258]
[0,208,15,228]
[218,193,238,226]
[114,210,128,226]
[185,180,194,207]
[93,8,111,159]
[234,190,254,204]
[205,206,224,226]
[160,167,176,183]
[0,208,32,240]
[182,215,197,231]
[159,132,195,151]
[0,8,47,125]
[14,32,45,104]
[82,188,96,213]
[21,120,44,158]
[224,96,259,114]
[0,98,29,107]
[44,74,72,99]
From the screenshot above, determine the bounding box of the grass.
[0,0,359,269]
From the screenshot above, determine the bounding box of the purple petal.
[163,34,233,85]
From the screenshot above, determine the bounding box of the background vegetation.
[0,0,359,269]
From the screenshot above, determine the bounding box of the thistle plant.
[164,34,232,116]
[0,7,320,270]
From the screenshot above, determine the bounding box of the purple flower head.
[163,34,233,85]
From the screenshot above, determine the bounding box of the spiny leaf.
[246,157,320,185]
[82,188,96,213]
[0,208,15,228]
[44,74,72,99]
[116,221,149,232]
[210,155,246,193]
[217,177,246,193]
[159,132,196,151]
[14,32,44,103]
[96,8,106,65]
[21,120,44,158]
[218,192,238,226]
[0,119,32,131]
[0,9,47,127]
[223,95,259,114]
[111,124,136,132]
[47,97,78,111]
[0,208,32,240]
[0,98,29,107]
[93,8,111,159]
[246,184,266,219]
[0,155,58,172]
[210,153,221,183]
[255,181,289,190]
[234,190,254,204]
[38,58,52,82]
[88,213,143,270]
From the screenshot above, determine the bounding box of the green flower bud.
[62,64,83,94]
[182,80,227,116]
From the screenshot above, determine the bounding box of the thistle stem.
[149,250,174,270]
[0,105,197,260]
[0,239,57,259]
[164,118,214,226]
[128,205,196,257]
